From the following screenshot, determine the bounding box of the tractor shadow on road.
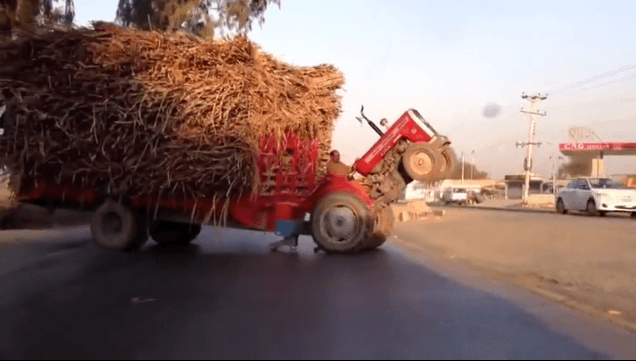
[0,227,615,359]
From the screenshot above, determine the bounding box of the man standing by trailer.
[326,150,351,177]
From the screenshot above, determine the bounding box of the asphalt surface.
[1,225,635,359]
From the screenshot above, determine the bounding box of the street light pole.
[549,154,564,194]
[461,151,465,184]
[470,150,475,181]
[550,155,556,194]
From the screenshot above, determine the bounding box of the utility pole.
[519,92,547,204]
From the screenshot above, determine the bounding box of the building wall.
[505,180,544,200]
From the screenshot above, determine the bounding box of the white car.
[556,178,636,217]
[442,187,468,205]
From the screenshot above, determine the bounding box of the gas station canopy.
[559,142,636,156]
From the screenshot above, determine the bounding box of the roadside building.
[504,173,544,200]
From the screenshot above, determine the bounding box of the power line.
[548,63,636,94]
[562,70,636,96]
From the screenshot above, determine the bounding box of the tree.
[0,0,74,38]
[41,0,75,25]
[446,152,489,180]
[557,157,592,178]
[115,0,281,38]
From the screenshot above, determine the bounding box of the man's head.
[330,150,340,162]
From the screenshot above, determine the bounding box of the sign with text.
[559,142,636,151]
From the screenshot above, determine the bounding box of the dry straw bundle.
[0,22,344,205]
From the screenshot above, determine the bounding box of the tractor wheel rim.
[103,211,123,236]
[325,206,357,241]
[411,151,433,175]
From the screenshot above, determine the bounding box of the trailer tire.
[364,205,394,251]
[90,200,148,251]
[150,221,201,246]
[402,143,444,183]
[311,192,372,254]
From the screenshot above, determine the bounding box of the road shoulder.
[387,240,636,359]
[393,209,636,335]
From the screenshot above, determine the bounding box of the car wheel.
[555,198,567,214]
[586,199,599,217]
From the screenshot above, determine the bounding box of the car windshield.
[453,188,466,193]
[589,179,628,189]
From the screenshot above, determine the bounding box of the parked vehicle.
[555,177,636,217]
[442,187,468,205]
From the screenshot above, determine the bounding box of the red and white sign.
[559,142,636,151]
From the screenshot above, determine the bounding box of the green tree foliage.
[115,0,280,37]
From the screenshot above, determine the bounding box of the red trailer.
[6,106,454,254]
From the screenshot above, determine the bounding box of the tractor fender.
[300,174,373,213]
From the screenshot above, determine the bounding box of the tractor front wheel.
[438,147,456,181]
[402,143,444,183]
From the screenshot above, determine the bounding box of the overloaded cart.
[0,24,454,254]
[6,106,454,253]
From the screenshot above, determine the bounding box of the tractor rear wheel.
[402,143,443,183]
[311,192,372,254]
[90,200,148,251]
[150,221,202,246]
[364,205,395,251]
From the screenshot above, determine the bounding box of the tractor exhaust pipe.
[357,106,384,137]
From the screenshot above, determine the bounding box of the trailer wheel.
[150,221,201,246]
[311,192,372,254]
[364,205,395,250]
[402,143,443,183]
[90,200,148,251]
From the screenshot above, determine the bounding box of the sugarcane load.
[0,22,456,254]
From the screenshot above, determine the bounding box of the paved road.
[1,225,635,359]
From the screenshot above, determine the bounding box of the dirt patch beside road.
[394,207,636,331]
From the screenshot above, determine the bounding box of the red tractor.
[4,106,454,254]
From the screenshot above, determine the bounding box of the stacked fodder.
[0,22,344,205]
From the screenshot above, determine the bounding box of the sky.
[73,0,636,178]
